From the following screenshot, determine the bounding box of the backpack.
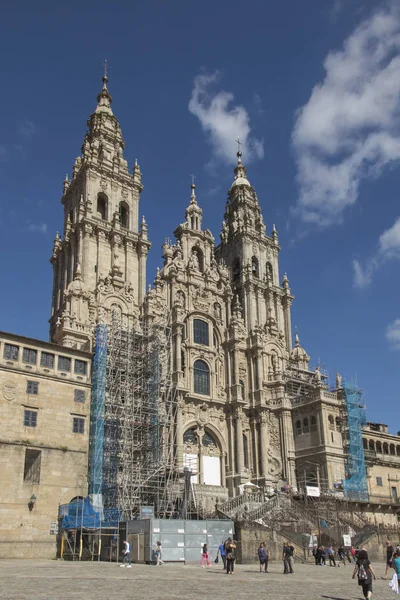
[358,563,368,581]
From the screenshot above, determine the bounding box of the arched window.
[266,262,273,283]
[232,257,241,282]
[369,439,376,451]
[363,438,367,449]
[239,379,245,400]
[383,442,389,455]
[191,246,204,272]
[303,418,309,434]
[97,193,108,220]
[193,319,209,346]
[243,434,249,469]
[251,256,259,278]
[119,201,129,228]
[390,444,396,456]
[183,428,197,445]
[376,441,382,453]
[295,420,301,436]
[328,415,335,430]
[397,446,400,457]
[310,415,317,431]
[194,360,210,396]
[335,416,341,431]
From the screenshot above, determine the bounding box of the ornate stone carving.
[3,381,16,401]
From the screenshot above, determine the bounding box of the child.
[200,543,211,568]
[352,549,376,600]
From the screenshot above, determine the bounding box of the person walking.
[352,548,376,600]
[338,546,346,567]
[120,540,131,568]
[154,541,164,566]
[351,546,357,563]
[258,542,267,573]
[200,543,211,568]
[328,545,336,567]
[217,540,227,570]
[312,545,318,565]
[263,543,270,573]
[389,548,400,594]
[382,540,395,580]
[320,546,327,566]
[282,541,295,574]
[225,537,236,575]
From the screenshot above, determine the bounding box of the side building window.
[40,352,54,368]
[24,410,37,428]
[23,449,41,483]
[193,319,209,346]
[23,348,37,365]
[74,360,87,375]
[73,417,85,434]
[4,344,19,360]
[58,356,71,372]
[194,360,210,396]
[26,381,39,395]
[376,476,383,487]
[74,389,85,403]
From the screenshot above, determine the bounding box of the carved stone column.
[260,412,269,479]
[221,452,227,487]
[235,411,245,474]
[280,408,296,485]
[175,325,182,373]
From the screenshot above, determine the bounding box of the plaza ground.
[0,559,396,600]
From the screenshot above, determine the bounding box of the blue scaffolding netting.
[88,324,107,499]
[342,381,369,502]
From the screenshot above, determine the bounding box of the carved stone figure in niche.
[191,250,199,270]
[214,302,222,320]
[271,352,278,374]
[175,290,185,309]
[220,220,228,242]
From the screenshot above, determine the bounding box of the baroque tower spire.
[49,70,150,350]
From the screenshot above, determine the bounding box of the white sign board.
[343,534,352,547]
[49,523,58,535]
[306,486,320,497]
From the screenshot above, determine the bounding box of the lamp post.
[28,494,36,512]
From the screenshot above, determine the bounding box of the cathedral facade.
[1,74,400,559]
[51,74,350,504]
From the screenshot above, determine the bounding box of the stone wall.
[0,333,91,558]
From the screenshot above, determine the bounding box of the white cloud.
[352,216,400,287]
[189,71,264,165]
[19,119,37,139]
[27,222,47,234]
[292,5,400,228]
[386,318,400,349]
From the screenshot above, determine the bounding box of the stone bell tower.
[216,149,297,487]
[49,70,150,350]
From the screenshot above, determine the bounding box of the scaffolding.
[88,311,179,522]
[340,381,368,502]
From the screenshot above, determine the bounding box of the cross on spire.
[190,174,196,186]
[102,58,109,79]
[235,138,242,153]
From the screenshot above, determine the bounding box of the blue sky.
[0,0,399,428]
